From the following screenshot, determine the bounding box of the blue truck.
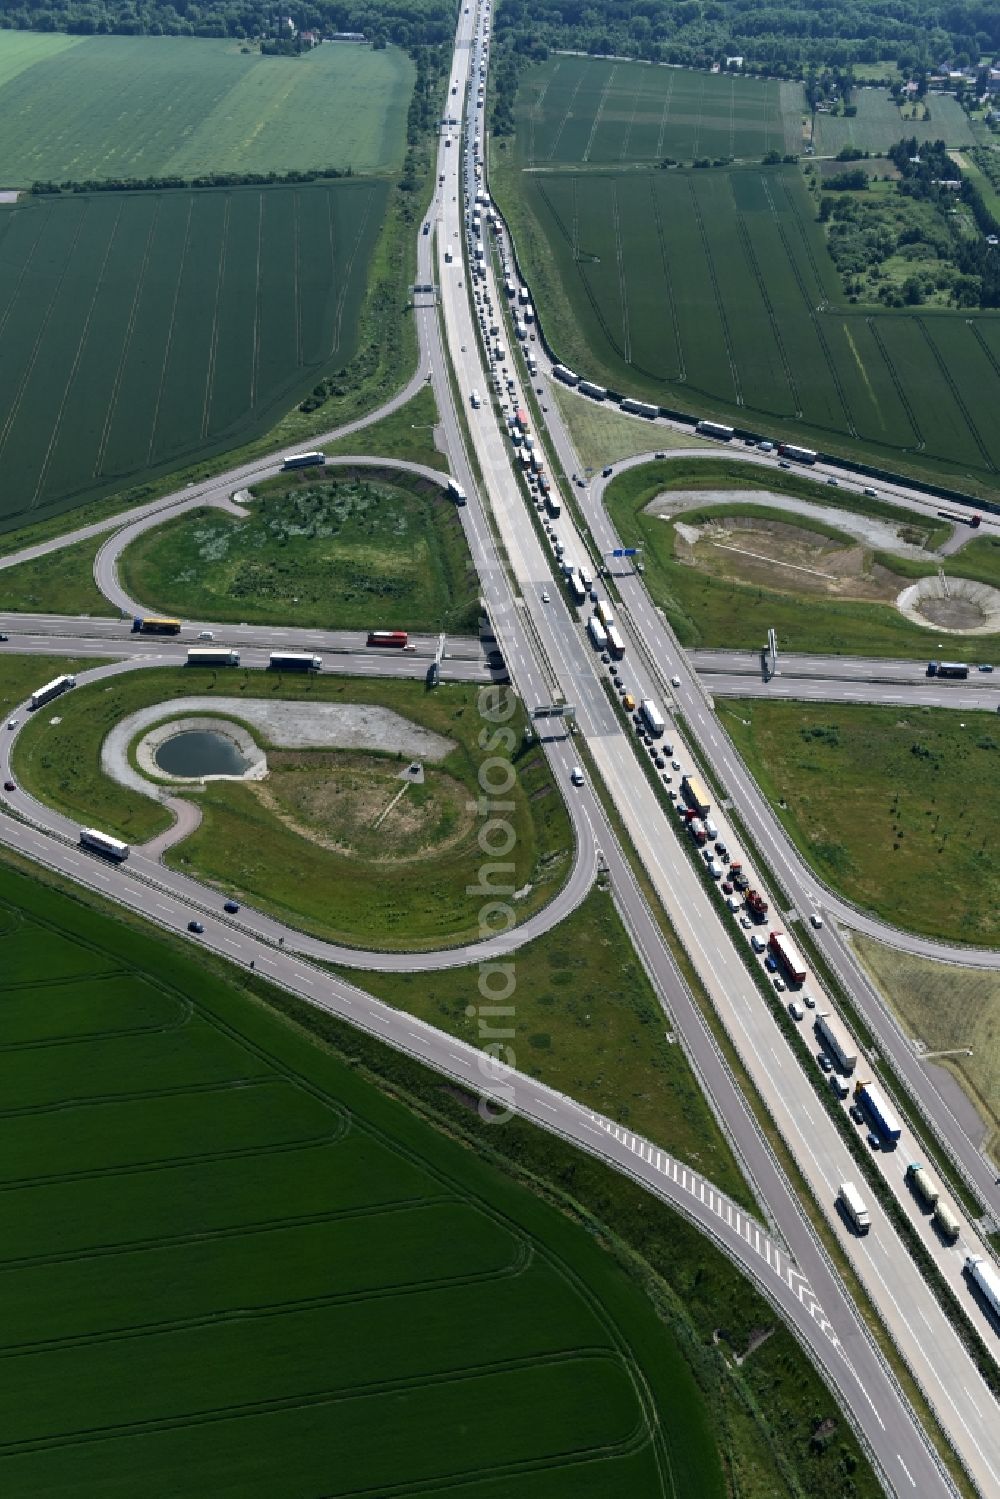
[854,1081,901,1144]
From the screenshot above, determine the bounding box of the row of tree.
[30,165,356,194]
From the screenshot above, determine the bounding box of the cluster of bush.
[818,137,1000,307]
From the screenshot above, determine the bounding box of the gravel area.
[647,489,937,558]
[102,696,456,805]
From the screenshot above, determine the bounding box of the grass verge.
[349,884,755,1208]
[322,383,448,471]
[550,382,708,473]
[1,654,108,720]
[850,936,999,1167]
[0,533,115,617]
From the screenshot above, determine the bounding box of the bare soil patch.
[252,751,476,865]
[678,515,901,603]
[917,595,988,629]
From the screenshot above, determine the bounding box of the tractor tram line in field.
[647,178,686,382]
[32,197,127,508]
[0,202,89,471]
[95,197,161,477]
[505,55,1000,489]
[198,196,230,444]
[686,176,743,406]
[145,196,196,469]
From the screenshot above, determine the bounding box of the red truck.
[769,931,807,985]
[745,889,768,921]
[367,631,409,648]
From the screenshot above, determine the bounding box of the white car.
[788,1000,804,1021]
[670,675,681,688]
[810,912,823,929]
[803,993,816,1009]
[773,976,786,992]
[541,589,550,603]
[7,718,18,730]
[570,766,584,786]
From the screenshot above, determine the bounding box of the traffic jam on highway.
[450,4,1000,1395]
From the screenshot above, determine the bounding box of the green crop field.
[120,468,479,633]
[0,181,387,535]
[0,34,412,183]
[725,700,1000,944]
[0,861,720,1497]
[515,56,803,165]
[812,88,974,155]
[495,154,1000,494]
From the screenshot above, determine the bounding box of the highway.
[525,326,1000,1279]
[696,670,1000,711]
[0,1,996,1491]
[453,17,999,1488]
[0,610,490,666]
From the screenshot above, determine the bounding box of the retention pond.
[154,730,250,779]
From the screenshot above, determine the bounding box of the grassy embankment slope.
[604,459,1000,659]
[13,669,572,951]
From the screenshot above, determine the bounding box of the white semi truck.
[838,1181,870,1234]
[29,674,76,711]
[815,1010,858,1073]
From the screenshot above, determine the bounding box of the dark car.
[224,900,240,914]
[602,466,612,477]
[654,452,666,460]
[764,954,778,972]
[2,780,14,792]
[187,920,205,935]
[0,633,7,642]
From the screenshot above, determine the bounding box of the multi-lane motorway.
[0,2,998,1493]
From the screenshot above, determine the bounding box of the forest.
[491,0,1000,73]
[0,0,457,47]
